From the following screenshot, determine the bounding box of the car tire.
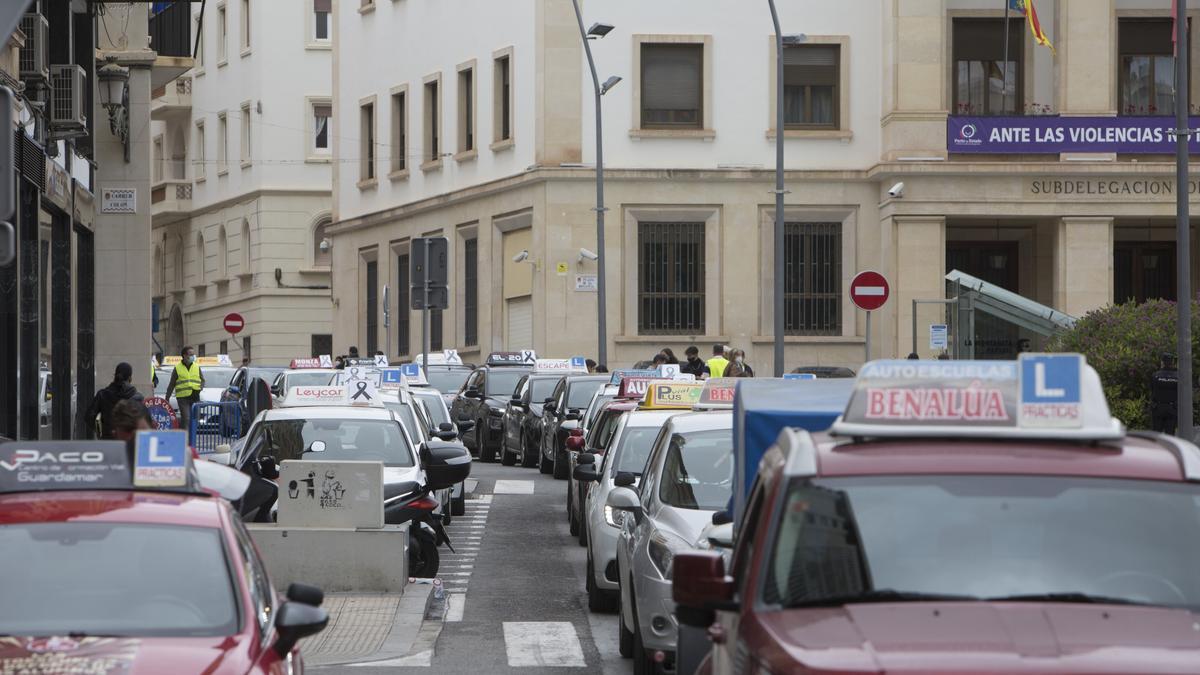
[520,434,539,468]
[409,529,440,578]
[539,446,553,474]
[568,490,580,536]
[479,420,496,462]
[587,553,618,613]
[577,503,588,547]
[631,594,652,675]
[618,591,635,658]
[451,489,466,517]
[553,446,569,480]
[500,442,516,466]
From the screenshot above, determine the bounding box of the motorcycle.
[384,480,454,578]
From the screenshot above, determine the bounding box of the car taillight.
[411,496,440,511]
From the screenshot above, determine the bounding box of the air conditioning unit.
[49,65,86,130]
[19,14,49,83]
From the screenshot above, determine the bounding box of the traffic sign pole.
[849,271,890,363]
[865,310,871,363]
[422,238,430,379]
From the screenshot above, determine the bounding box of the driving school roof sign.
[643,382,705,409]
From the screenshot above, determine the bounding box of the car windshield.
[657,428,734,510]
[567,380,606,409]
[252,418,415,466]
[414,392,450,425]
[246,367,285,383]
[530,378,559,402]
[586,394,615,426]
[585,409,624,452]
[0,523,238,637]
[613,426,662,475]
[287,371,335,387]
[763,475,1200,610]
[203,368,237,389]
[427,369,471,393]
[487,369,529,397]
[383,401,424,440]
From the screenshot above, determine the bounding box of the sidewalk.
[301,582,443,667]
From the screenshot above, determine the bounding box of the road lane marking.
[445,593,465,622]
[502,621,586,667]
[493,479,535,494]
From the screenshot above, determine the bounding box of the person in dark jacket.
[86,362,144,439]
[1150,353,1180,435]
[680,346,709,378]
[725,349,755,378]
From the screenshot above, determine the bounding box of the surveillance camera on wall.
[578,248,599,262]
[319,238,332,253]
[887,182,905,198]
[512,250,530,264]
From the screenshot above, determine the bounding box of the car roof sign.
[290,355,334,369]
[280,385,349,407]
[534,358,588,374]
[487,350,537,366]
[642,382,705,409]
[783,372,818,381]
[829,353,1123,441]
[133,430,190,488]
[0,441,132,493]
[609,369,657,385]
[399,363,428,386]
[618,376,666,399]
[162,354,232,367]
[696,378,738,409]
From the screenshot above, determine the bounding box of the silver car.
[577,408,678,613]
[609,410,734,673]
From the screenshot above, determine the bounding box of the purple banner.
[948,116,1200,154]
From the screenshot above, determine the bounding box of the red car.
[0,439,328,674]
[670,356,1200,674]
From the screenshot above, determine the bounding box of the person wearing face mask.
[681,345,709,378]
[725,348,755,378]
[165,346,205,434]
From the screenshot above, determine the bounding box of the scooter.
[385,480,454,578]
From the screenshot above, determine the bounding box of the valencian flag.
[1009,0,1055,54]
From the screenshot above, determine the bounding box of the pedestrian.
[84,362,144,439]
[164,346,204,435]
[659,348,680,365]
[348,346,360,359]
[241,356,251,367]
[595,363,609,373]
[680,346,709,378]
[725,348,754,378]
[585,358,598,373]
[906,352,920,360]
[652,353,668,367]
[706,344,730,378]
[111,398,155,467]
[1150,352,1180,435]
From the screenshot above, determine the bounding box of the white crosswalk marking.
[445,593,465,622]
[502,622,586,667]
[493,479,535,494]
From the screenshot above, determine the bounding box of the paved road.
[314,461,632,674]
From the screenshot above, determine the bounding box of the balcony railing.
[149,1,192,59]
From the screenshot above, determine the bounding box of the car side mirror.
[421,440,472,490]
[605,486,643,525]
[565,411,581,421]
[543,400,556,412]
[273,601,329,656]
[286,582,325,607]
[465,388,481,399]
[209,443,233,466]
[436,429,458,441]
[614,471,636,488]
[576,452,595,465]
[257,455,280,480]
[228,385,241,396]
[510,394,522,404]
[456,417,475,432]
[565,435,585,451]
[704,522,734,549]
[712,510,733,526]
[673,552,736,622]
[573,464,600,483]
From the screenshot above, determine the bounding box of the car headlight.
[604,504,624,529]
[647,530,690,580]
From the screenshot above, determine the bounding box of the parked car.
[540,375,609,479]
[450,354,533,462]
[220,365,287,434]
[501,374,563,467]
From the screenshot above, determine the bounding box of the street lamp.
[571,0,618,369]
[767,1,802,376]
[97,57,131,162]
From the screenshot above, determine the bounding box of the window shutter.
[314,103,332,119]
[783,45,838,86]
[1119,19,1174,56]
[641,44,703,121]
[314,0,331,12]
[953,18,1023,61]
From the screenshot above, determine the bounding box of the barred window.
[365,260,378,354]
[638,222,705,335]
[464,238,478,346]
[784,222,841,335]
[397,253,410,356]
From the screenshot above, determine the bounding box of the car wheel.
[618,588,635,658]
[479,420,496,462]
[451,489,466,517]
[587,553,618,613]
[568,489,579,536]
[577,500,588,547]
[539,445,553,474]
[631,594,652,675]
[409,529,440,578]
[520,434,538,468]
[441,493,452,527]
[500,440,517,466]
[553,445,569,480]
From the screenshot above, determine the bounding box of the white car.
[577,408,678,613]
[270,369,339,402]
[611,410,733,673]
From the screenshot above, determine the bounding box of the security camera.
[512,250,530,264]
[319,238,331,253]
[578,248,599,262]
[887,182,905,198]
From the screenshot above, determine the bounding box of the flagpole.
[1002,1,1011,113]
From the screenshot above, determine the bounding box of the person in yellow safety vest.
[706,344,730,379]
[164,345,205,433]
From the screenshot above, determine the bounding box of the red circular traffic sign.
[849,271,890,311]
[223,312,245,335]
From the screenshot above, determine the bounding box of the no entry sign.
[223,312,245,335]
[850,271,890,311]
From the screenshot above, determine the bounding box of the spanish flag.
[1010,0,1055,55]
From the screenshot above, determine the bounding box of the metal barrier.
[189,401,242,455]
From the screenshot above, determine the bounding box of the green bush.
[1046,299,1200,430]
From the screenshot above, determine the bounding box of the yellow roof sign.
[641,382,705,409]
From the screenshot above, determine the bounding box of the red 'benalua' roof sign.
[841,360,1020,428]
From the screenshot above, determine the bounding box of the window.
[243,335,252,362]
[638,222,705,334]
[464,238,478,346]
[153,136,164,182]
[241,219,251,272]
[783,222,841,335]
[783,45,839,129]
[641,44,703,129]
[365,260,378,354]
[194,121,206,180]
[457,66,474,153]
[198,343,207,357]
[217,4,227,62]
[1119,19,1188,116]
[424,77,440,164]
[313,219,331,267]
[313,101,331,153]
[196,232,207,284]
[391,89,407,172]
[397,252,410,355]
[220,339,228,354]
[194,13,204,67]
[175,237,185,289]
[312,334,333,358]
[1115,241,1176,303]
[952,18,1023,115]
[313,0,331,41]
[218,226,228,279]
[494,53,512,144]
[240,104,252,165]
[360,100,376,182]
[217,113,228,172]
[240,0,250,51]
